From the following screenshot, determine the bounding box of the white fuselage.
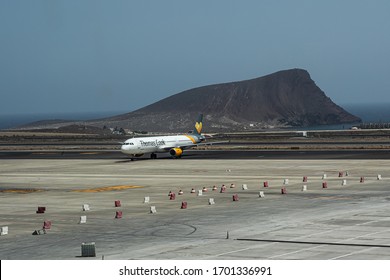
[120,135,198,156]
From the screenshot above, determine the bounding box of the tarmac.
[1,157,390,260]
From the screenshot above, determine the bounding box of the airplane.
[120,114,217,159]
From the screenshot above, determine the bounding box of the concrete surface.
[1,158,390,260]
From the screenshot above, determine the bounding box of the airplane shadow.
[114,153,199,163]
[114,159,136,163]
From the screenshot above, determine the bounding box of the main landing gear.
[150,153,157,159]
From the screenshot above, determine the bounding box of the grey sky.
[1,0,390,115]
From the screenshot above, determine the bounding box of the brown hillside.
[100,68,360,132]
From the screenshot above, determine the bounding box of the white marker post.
[1,226,8,236]
[79,216,87,224]
[259,191,265,198]
[82,204,90,211]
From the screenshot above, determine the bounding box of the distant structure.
[359,123,390,129]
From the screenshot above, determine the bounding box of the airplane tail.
[193,114,203,135]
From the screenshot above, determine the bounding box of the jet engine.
[169,148,183,157]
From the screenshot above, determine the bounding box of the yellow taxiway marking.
[72,185,144,193]
[0,189,44,194]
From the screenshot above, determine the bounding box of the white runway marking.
[269,245,326,259]
[330,247,375,260]
[207,242,276,259]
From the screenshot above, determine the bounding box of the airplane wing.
[161,144,196,151]
[161,140,230,151]
[196,140,230,147]
[172,141,230,150]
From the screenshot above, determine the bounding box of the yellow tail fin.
[194,114,203,135]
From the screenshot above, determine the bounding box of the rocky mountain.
[94,68,360,132]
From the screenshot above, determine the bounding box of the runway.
[1,156,390,260]
[1,148,390,160]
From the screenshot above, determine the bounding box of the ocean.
[0,104,389,130]
[343,103,390,123]
[0,111,124,130]
[297,103,390,131]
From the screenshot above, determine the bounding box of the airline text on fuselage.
[140,139,166,147]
